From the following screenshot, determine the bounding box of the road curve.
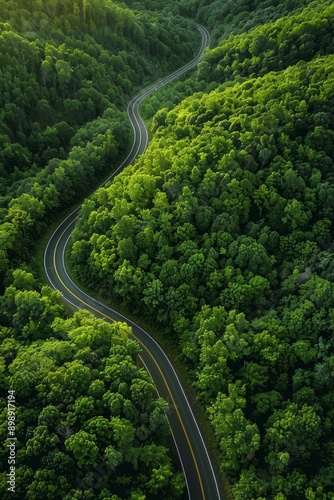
[44,25,222,500]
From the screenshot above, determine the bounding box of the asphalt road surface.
[44,24,223,500]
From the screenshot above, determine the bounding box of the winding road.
[44,24,222,500]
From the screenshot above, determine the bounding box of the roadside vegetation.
[1,0,334,498]
[70,0,334,498]
[0,0,199,498]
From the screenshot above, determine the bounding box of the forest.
[1,0,334,498]
[0,0,199,498]
[0,271,183,499]
[0,0,199,270]
[69,0,334,498]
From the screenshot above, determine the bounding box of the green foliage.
[0,273,185,498]
[179,0,318,42]
[0,0,199,274]
[2,0,334,498]
[70,2,334,497]
[198,1,334,84]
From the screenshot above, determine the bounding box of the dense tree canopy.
[2,0,334,498]
[0,1,202,498]
[70,1,334,497]
[0,0,199,277]
[178,0,318,42]
[0,270,184,499]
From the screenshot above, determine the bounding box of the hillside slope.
[70,1,334,498]
[0,1,206,498]
[0,0,199,276]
